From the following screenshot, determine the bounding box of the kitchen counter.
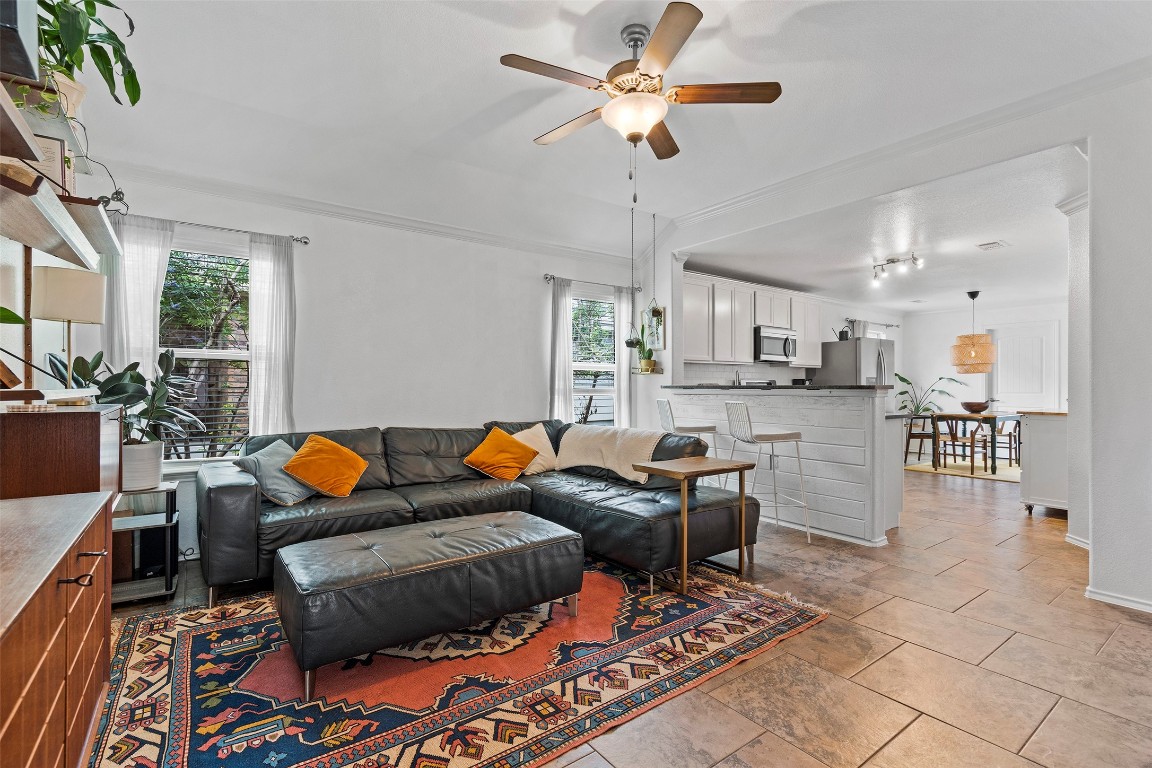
[1017,411,1068,416]
[663,384,894,391]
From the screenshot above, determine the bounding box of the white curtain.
[548,277,573,421]
[105,214,174,377]
[614,286,634,428]
[248,233,296,435]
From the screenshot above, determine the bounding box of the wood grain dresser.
[0,404,122,768]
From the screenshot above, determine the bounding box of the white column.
[1059,192,1089,549]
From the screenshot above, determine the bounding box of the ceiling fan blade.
[647,121,680,160]
[500,54,604,90]
[534,109,602,145]
[637,2,703,78]
[667,82,782,104]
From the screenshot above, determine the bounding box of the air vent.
[976,240,1010,251]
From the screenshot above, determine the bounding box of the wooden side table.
[632,456,757,594]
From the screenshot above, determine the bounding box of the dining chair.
[995,420,1020,467]
[905,415,934,462]
[934,415,989,475]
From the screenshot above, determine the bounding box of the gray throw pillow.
[233,439,316,506]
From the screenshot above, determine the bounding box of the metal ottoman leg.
[304,669,315,701]
[566,593,578,617]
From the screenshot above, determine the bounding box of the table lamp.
[31,266,106,405]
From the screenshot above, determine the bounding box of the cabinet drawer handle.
[78,550,108,558]
[59,573,94,587]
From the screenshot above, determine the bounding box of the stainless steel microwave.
[756,326,797,362]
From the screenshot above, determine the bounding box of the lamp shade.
[31,266,106,324]
[951,333,996,374]
[601,92,668,143]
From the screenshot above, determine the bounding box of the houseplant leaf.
[0,307,25,324]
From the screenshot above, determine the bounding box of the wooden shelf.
[0,165,122,269]
[631,367,665,375]
[0,88,43,162]
[15,107,92,174]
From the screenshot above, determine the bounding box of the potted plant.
[52,349,204,490]
[895,373,966,415]
[35,0,140,106]
[637,324,657,373]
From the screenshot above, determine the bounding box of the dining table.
[930,412,1021,475]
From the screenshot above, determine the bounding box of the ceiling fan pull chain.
[632,144,639,203]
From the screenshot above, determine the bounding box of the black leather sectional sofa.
[196,419,760,605]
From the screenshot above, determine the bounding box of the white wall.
[900,300,1068,413]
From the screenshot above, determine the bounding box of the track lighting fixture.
[868,252,922,286]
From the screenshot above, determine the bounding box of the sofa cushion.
[283,434,370,497]
[464,427,539,481]
[383,427,487,487]
[391,478,533,522]
[256,488,414,577]
[483,419,569,453]
[564,432,708,490]
[233,439,316,506]
[519,472,759,574]
[245,428,390,490]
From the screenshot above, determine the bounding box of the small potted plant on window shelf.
[50,349,203,490]
[636,324,657,373]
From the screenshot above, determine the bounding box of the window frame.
[569,284,618,426]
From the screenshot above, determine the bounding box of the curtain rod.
[168,218,309,245]
[846,316,901,329]
[544,274,641,293]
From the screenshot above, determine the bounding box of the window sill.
[162,456,234,481]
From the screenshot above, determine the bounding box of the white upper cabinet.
[754,289,792,330]
[712,283,735,362]
[792,296,826,368]
[682,275,713,362]
[733,286,755,363]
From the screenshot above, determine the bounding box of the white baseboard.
[1084,586,1152,614]
[1064,533,1090,549]
[765,518,888,547]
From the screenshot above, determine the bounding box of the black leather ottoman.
[274,510,584,699]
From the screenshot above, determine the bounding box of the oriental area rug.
[92,559,826,768]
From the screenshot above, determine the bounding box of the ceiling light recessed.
[976,240,1011,251]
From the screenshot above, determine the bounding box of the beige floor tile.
[863,715,1040,767]
[539,744,596,768]
[981,634,1152,728]
[711,654,917,768]
[885,526,955,549]
[1098,624,1152,672]
[854,543,966,576]
[589,689,762,768]
[852,565,987,611]
[1021,698,1152,768]
[560,753,614,768]
[1048,586,1152,630]
[712,731,830,768]
[938,525,1020,547]
[696,646,789,694]
[852,643,1058,751]
[776,614,902,677]
[768,547,891,582]
[914,507,999,526]
[958,590,1118,654]
[937,560,1074,604]
[996,532,1083,556]
[755,571,893,620]
[1018,556,1088,585]
[927,538,1040,570]
[854,597,1013,664]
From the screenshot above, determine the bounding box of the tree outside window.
[571,295,616,425]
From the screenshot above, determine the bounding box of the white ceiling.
[685,144,1086,312]
[76,1,1151,259]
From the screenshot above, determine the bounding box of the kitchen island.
[663,385,902,545]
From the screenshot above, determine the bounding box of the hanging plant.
[37,0,140,106]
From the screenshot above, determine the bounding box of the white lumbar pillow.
[514,423,559,475]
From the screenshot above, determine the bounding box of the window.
[571,290,617,425]
[158,250,250,458]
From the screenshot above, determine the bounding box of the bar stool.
[724,401,811,543]
[656,399,718,454]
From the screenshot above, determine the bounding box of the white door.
[988,321,1060,411]
[682,278,713,362]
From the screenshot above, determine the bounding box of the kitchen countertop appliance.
[755,326,797,363]
[811,338,895,386]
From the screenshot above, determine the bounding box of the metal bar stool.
[656,399,718,453]
[724,400,811,543]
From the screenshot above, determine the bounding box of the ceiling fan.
[500,1,781,160]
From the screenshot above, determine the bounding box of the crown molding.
[1057,192,1089,216]
[112,161,629,268]
[674,56,1152,230]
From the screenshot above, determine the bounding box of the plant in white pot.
[51,350,204,490]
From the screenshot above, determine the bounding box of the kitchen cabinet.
[733,286,754,362]
[754,289,792,330]
[712,283,734,361]
[1019,413,1068,512]
[682,275,713,362]
[792,296,825,368]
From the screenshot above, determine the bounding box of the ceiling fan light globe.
[602,92,668,143]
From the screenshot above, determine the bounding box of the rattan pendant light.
[952,291,996,374]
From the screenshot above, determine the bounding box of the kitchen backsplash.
[682,362,811,386]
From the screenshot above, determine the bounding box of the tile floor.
[113,472,1152,767]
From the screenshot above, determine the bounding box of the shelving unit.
[112,481,181,604]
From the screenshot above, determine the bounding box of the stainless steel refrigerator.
[811,338,896,386]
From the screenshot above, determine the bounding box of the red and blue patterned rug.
[94,559,825,768]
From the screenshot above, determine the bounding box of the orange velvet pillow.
[283,434,370,497]
[463,427,539,481]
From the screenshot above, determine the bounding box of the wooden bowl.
[961,401,990,413]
